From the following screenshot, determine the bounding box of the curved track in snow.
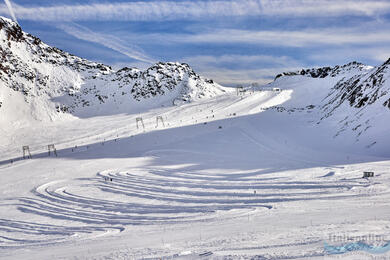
[0,155,377,248]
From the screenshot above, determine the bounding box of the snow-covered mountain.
[319,58,390,146]
[0,16,227,125]
[270,59,390,152]
[274,61,369,80]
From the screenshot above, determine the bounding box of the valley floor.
[0,90,389,259]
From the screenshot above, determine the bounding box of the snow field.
[0,87,389,259]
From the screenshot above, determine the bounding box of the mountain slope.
[320,58,390,147]
[274,61,370,80]
[0,16,227,125]
[269,60,390,154]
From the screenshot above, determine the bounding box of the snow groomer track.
[0,153,379,249]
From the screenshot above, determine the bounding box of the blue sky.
[1,0,390,85]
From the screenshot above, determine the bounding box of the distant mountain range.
[0,16,227,124]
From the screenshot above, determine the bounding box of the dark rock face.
[316,59,390,142]
[0,18,24,43]
[129,62,198,100]
[322,60,389,118]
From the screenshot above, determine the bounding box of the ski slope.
[1,86,390,259]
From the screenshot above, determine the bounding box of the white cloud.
[183,55,299,67]
[196,67,298,86]
[0,0,389,22]
[140,28,390,47]
[182,54,303,86]
[308,46,390,64]
[58,23,155,64]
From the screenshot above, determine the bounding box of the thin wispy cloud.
[182,54,304,85]
[1,0,390,22]
[308,46,390,64]
[131,28,390,47]
[58,23,155,64]
[183,55,302,70]
[3,0,17,22]
[194,67,300,86]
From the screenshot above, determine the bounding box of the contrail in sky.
[58,23,155,64]
[4,0,17,23]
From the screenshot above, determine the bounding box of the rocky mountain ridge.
[273,58,390,147]
[0,16,226,122]
[275,61,370,80]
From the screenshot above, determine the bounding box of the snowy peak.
[275,61,370,80]
[0,16,111,73]
[322,58,390,116]
[268,58,390,150]
[0,16,23,43]
[311,58,390,147]
[118,61,220,102]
